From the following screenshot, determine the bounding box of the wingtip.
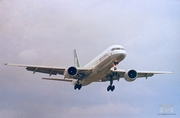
[166,71,173,74]
[165,71,173,74]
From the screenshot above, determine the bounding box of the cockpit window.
[111,47,124,51]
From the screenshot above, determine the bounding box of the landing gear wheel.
[111,85,115,91]
[74,84,78,90]
[78,84,82,90]
[107,85,115,92]
[74,84,82,90]
[107,85,111,91]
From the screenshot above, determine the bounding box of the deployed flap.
[5,63,66,75]
[136,71,173,78]
[42,78,73,82]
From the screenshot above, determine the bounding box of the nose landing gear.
[113,62,119,70]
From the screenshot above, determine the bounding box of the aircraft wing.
[100,69,173,82]
[5,63,66,75]
[135,71,173,78]
[4,63,92,78]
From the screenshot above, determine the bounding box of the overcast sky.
[0,0,180,118]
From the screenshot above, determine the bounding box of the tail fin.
[74,49,80,67]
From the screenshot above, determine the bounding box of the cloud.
[65,102,141,118]
[0,0,179,118]
[0,109,21,118]
[17,49,39,62]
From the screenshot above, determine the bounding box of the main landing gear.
[74,79,82,90]
[107,75,115,91]
[107,85,115,91]
[74,83,82,90]
[107,62,119,91]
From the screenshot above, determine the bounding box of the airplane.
[5,45,173,91]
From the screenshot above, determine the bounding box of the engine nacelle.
[124,69,138,82]
[64,66,78,78]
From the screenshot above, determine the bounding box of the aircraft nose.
[122,51,126,58]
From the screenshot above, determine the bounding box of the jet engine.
[64,66,78,78]
[124,69,138,82]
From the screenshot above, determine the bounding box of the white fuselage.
[80,45,126,86]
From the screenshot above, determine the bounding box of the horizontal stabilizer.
[42,78,73,82]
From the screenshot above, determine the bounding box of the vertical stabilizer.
[74,49,80,67]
